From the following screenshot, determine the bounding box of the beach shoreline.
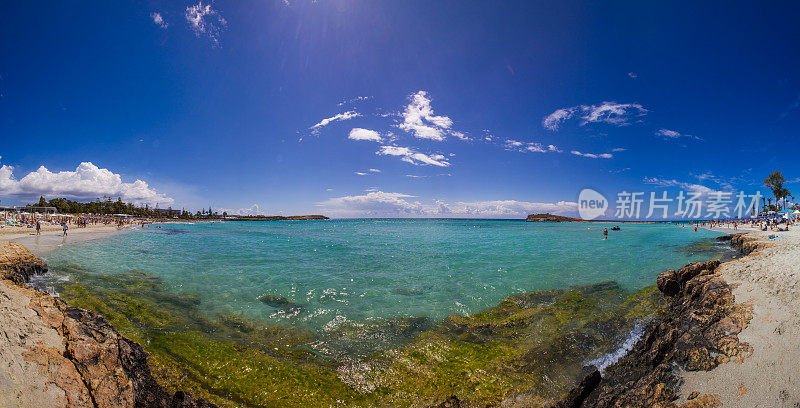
[1,224,797,407]
[3,224,136,256]
[676,228,800,406]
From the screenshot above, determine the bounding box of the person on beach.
[603,228,608,240]
[35,220,41,235]
[61,222,68,237]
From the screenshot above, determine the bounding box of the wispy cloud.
[310,111,360,134]
[571,150,613,159]
[504,139,561,153]
[643,177,719,195]
[0,160,172,206]
[151,12,168,28]
[354,169,381,176]
[376,146,450,167]
[542,108,577,131]
[338,96,371,107]
[185,2,227,46]
[655,128,700,141]
[543,102,647,130]
[655,128,681,139]
[318,190,578,218]
[347,128,382,142]
[627,72,638,79]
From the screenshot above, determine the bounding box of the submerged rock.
[258,293,303,309]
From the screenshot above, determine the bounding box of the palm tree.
[765,171,786,212]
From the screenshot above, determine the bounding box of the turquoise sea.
[39,219,731,335]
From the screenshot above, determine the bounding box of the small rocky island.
[525,213,582,222]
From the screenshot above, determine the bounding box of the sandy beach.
[679,228,800,407]
[0,224,135,256]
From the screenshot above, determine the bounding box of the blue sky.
[1,1,799,218]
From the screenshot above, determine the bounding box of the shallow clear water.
[41,220,730,332]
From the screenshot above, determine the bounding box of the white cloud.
[504,140,561,153]
[611,147,627,152]
[643,177,718,195]
[311,111,360,134]
[405,175,428,178]
[369,168,381,173]
[0,161,173,206]
[376,146,450,167]
[543,102,647,130]
[217,204,265,216]
[655,128,681,139]
[655,128,701,141]
[542,108,577,131]
[338,96,371,106]
[580,102,647,126]
[451,131,471,141]
[628,72,638,79]
[571,150,613,159]
[185,2,227,46]
[318,190,578,218]
[151,12,168,28]
[348,128,382,142]
[355,172,368,176]
[397,91,456,141]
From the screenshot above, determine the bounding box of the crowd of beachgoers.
[699,214,796,232]
[0,210,158,240]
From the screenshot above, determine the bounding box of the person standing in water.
[62,222,68,237]
[603,228,608,240]
[35,220,41,235]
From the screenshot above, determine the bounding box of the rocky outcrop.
[728,233,768,255]
[574,259,753,407]
[0,241,216,408]
[0,241,48,284]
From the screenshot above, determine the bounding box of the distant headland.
[227,215,329,221]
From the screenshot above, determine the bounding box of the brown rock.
[585,258,753,407]
[0,240,216,408]
[0,241,47,284]
[657,269,680,296]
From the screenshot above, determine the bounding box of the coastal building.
[154,207,182,217]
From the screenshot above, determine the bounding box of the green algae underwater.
[54,263,668,408]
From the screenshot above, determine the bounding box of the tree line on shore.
[27,196,228,219]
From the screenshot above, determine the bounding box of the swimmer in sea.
[603,228,608,240]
